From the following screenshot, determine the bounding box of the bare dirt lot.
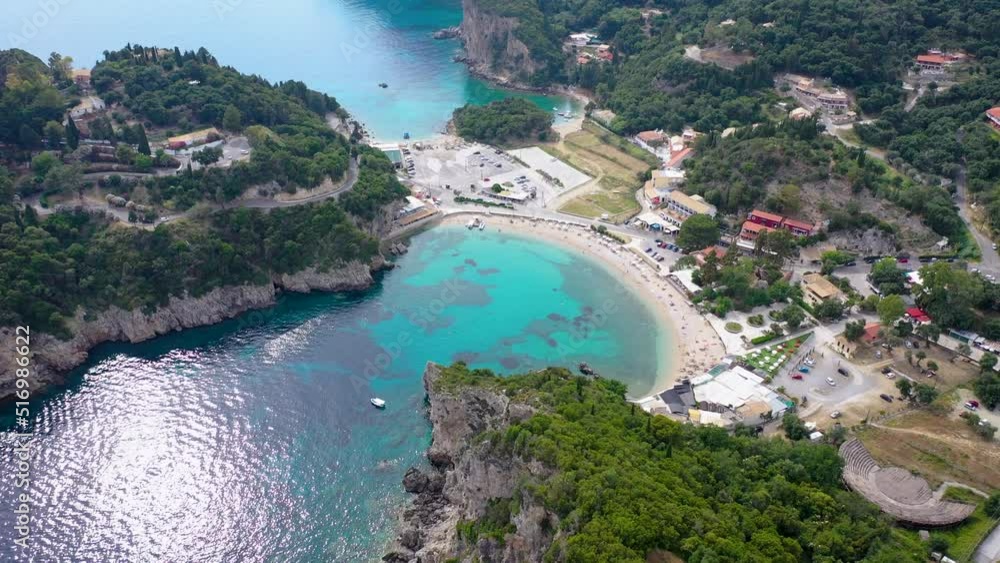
[684,45,756,70]
[857,407,1000,492]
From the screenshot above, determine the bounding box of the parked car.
[826,377,836,386]
[830,411,842,419]
[837,367,849,377]
[880,393,893,403]
[645,247,653,254]
[798,366,810,373]
[965,400,980,411]
[792,374,804,380]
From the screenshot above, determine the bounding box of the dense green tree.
[192,146,223,166]
[223,104,242,131]
[452,98,554,144]
[135,124,151,155]
[913,383,939,404]
[844,319,866,341]
[896,378,913,399]
[676,214,720,252]
[986,493,1000,519]
[877,294,907,326]
[813,298,846,322]
[781,305,805,330]
[870,258,907,296]
[65,116,80,150]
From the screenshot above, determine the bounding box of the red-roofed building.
[636,130,665,146]
[737,220,775,250]
[748,209,783,229]
[916,54,949,72]
[987,107,1000,131]
[905,307,932,324]
[862,323,882,343]
[693,245,727,265]
[782,217,815,236]
[665,147,693,169]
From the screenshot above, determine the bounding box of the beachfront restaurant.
[374,143,404,168]
[633,211,678,233]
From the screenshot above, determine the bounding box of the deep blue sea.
[0,227,668,561]
[1,0,582,140]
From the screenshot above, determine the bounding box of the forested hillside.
[0,46,408,337]
[0,164,389,337]
[431,363,926,562]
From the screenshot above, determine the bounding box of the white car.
[826,377,837,387]
[830,410,842,419]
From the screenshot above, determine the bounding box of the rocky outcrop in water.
[458,0,547,88]
[384,363,559,563]
[432,26,461,40]
[0,258,386,403]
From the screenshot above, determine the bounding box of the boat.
[378,82,388,88]
[466,219,477,229]
[579,362,596,376]
[370,397,386,409]
[479,221,486,231]
[403,132,410,140]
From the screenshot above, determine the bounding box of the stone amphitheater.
[839,439,976,527]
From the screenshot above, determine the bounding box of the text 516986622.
[12,326,32,549]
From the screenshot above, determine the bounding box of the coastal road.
[241,157,359,209]
[954,164,1000,274]
[974,521,1000,563]
[26,157,360,224]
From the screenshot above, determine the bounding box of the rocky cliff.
[0,258,386,403]
[459,0,549,87]
[385,363,560,563]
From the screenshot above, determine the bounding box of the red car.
[792,374,804,380]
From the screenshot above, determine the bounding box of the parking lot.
[408,141,573,210]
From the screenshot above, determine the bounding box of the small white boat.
[479,221,486,231]
[466,219,476,229]
[370,397,386,409]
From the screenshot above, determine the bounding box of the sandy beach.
[436,213,726,396]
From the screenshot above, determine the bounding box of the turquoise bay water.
[0,228,667,561]
[2,0,582,140]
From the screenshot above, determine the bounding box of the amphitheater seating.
[838,439,975,527]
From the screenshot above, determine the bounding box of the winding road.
[25,157,360,226]
[954,164,1000,274]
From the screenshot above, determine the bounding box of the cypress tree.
[66,117,80,150]
[135,124,151,155]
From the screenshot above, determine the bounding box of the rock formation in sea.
[432,26,461,40]
[384,363,560,563]
[457,0,548,89]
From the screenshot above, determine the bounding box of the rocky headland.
[384,363,561,563]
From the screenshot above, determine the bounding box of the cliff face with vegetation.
[0,251,388,404]
[386,363,928,563]
[385,363,558,563]
[459,0,555,87]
